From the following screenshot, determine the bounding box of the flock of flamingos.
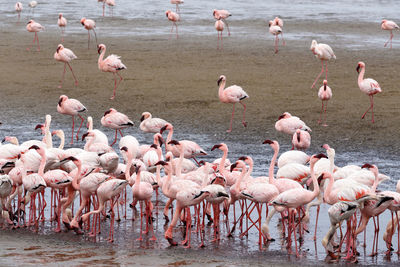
[1,0,400,264]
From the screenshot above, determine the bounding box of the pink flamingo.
[15,2,23,22]
[217,75,249,132]
[211,143,240,186]
[381,19,399,49]
[317,79,332,126]
[80,18,97,49]
[57,95,86,144]
[268,20,283,54]
[357,61,382,123]
[213,9,231,36]
[171,0,184,14]
[310,40,336,88]
[97,44,127,100]
[105,0,115,17]
[26,20,44,51]
[101,108,134,146]
[215,18,225,50]
[291,129,311,151]
[277,150,310,168]
[139,112,169,133]
[82,131,114,154]
[54,44,78,88]
[166,10,180,39]
[275,112,311,136]
[57,13,67,42]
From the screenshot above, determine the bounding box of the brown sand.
[1,21,400,153]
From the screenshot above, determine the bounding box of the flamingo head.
[80,18,86,25]
[153,133,164,146]
[217,75,226,86]
[268,20,273,27]
[193,190,210,200]
[82,131,94,141]
[150,144,158,149]
[362,163,378,175]
[310,153,327,165]
[238,156,252,165]
[97,44,106,54]
[263,139,279,151]
[168,140,180,146]
[56,44,64,53]
[29,145,41,151]
[140,111,151,121]
[310,40,317,51]
[165,10,171,17]
[356,62,365,73]
[27,20,33,24]
[134,164,141,174]
[103,108,114,117]
[35,124,44,131]
[120,146,128,152]
[381,19,387,24]
[211,143,225,151]
[58,95,67,107]
[165,152,173,162]
[231,160,245,172]
[160,123,173,134]
[155,160,168,167]
[59,13,63,18]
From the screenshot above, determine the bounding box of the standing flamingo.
[57,95,87,144]
[310,40,336,88]
[317,79,332,126]
[268,20,283,54]
[291,129,311,151]
[80,18,97,49]
[381,19,399,49]
[28,1,37,15]
[171,0,184,14]
[213,9,231,36]
[215,18,225,50]
[97,44,127,100]
[139,112,169,133]
[217,75,249,132]
[15,2,23,22]
[357,61,382,123]
[57,13,67,42]
[166,10,180,39]
[54,44,78,88]
[105,0,115,16]
[26,20,44,51]
[101,108,134,146]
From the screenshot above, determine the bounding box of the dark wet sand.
[1,20,400,266]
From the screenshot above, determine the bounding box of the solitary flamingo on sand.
[97,44,127,100]
[26,20,44,51]
[215,18,225,50]
[54,44,78,88]
[268,20,284,53]
[310,40,336,88]
[57,13,67,42]
[171,0,184,14]
[381,19,399,49]
[217,75,249,132]
[15,2,23,22]
[356,61,382,123]
[57,95,87,144]
[213,9,231,36]
[101,108,134,146]
[166,10,180,39]
[317,79,332,126]
[80,18,97,49]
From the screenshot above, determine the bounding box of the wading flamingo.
[166,10,180,39]
[268,20,283,54]
[97,44,127,100]
[291,129,311,151]
[171,0,184,14]
[310,40,336,88]
[357,61,382,123]
[381,19,399,49]
[80,18,97,49]
[57,13,67,42]
[101,108,134,146]
[215,18,224,50]
[57,95,87,144]
[26,20,44,51]
[15,2,23,22]
[317,80,332,126]
[213,9,231,36]
[217,75,249,132]
[54,44,78,88]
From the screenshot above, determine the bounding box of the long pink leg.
[227,103,235,133]
[87,30,90,50]
[61,28,64,43]
[92,29,98,48]
[318,101,324,124]
[27,32,37,51]
[175,22,179,39]
[169,23,174,39]
[110,73,117,100]
[76,114,85,141]
[110,130,118,146]
[274,35,278,53]
[70,116,75,144]
[66,62,78,86]
[58,63,66,88]
[325,61,328,80]
[223,19,231,36]
[323,101,328,126]
[221,31,223,50]
[36,33,40,51]
[390,32,394,49]
[361,95,374,122]
[102,2,105,16]
[311,60,324,88]
[281,32,286,46]
[313,205,320,241]
[240,102,247,127]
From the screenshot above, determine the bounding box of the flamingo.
[105,0,115,17]
[272,17,285,44]
[86,116,109,145]
[54,44,78,88]
[82,132,114,154]
[213,9,231,36]
[97,44,127,100]
[139,112,169,133]
[15,2,23,22]
[381,19,399,49]
[291,129,311,151]
[268,20,283,54]
[26,20,44,51]
[57,95,86,144]
[275,112,311,147]
[171,0,184,14]
[215,18,225,50]
[357,61,382,123]
[310,40,336,88]
[80,18,97,49]
[101,108,134,146]
[277,150,310,168]
[217,75,249,132]
[317,80,332,126]
[28,1,37,17]
[166,10,180,39]
[57,13,67,42]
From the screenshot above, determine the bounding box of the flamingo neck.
[176,144,184,178]
[98,48,106,68]
[370,170,379,194]
[125,151,133,183]
[38,151,46,177]
[134,169,141,191]
[358,67,365,86]
[324,173,335,204]
[88,118,93,131]
[268,145,279,185]
[219,148,228,175]
[218,80,226,99]
[234,166,247,192]
[44,128,53,149]
[84,135,94,151]
[165,128,173,152]
[162,168,172,193]
[245,161,253,182]
[58,132,65,149]
[72,160,82,190]
[201,163,211,187]
[310,161,320,197]
[328,152,335,174]
[155,147,162,185]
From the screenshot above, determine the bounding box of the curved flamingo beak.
[29,145,40,150]
[217,77,223,86]
[356,65,361,73]
[160,125,168,134]
[361,163,374,169]
[97,45,102,54]
[262,139,273,144]
[297,132,301,142]
[120,146,128,152]
[211,144,222,151]
[168,140,180,145]
[157,136,164,146]
[230,163,237,172]
[140,115,145,122]
[82,132,89,141]
[238,156,248,161]
[35,124,44,131]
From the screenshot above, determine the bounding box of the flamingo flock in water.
[2,0,399,264]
